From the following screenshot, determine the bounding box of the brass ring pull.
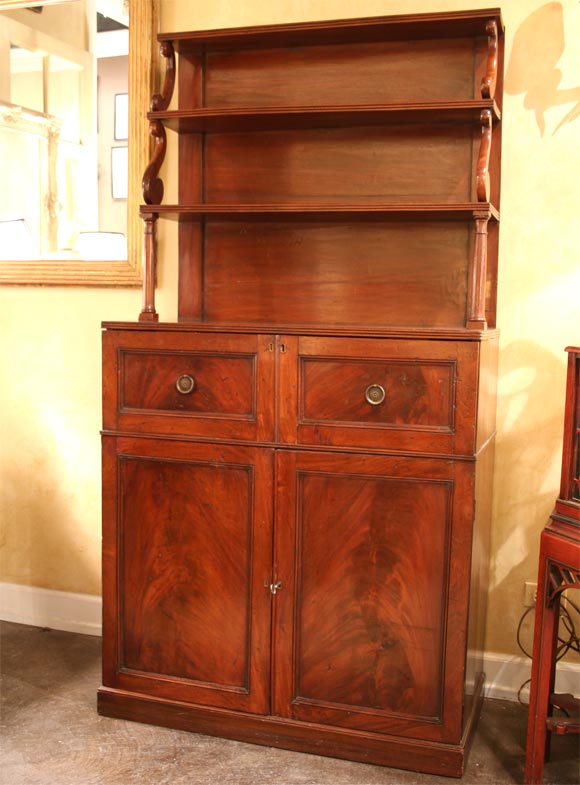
[365,383,385,406]
[176,374,195,395]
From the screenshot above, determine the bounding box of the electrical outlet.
[524,581,538,607]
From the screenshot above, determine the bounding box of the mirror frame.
[0,0,157,286]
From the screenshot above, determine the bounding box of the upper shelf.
[160,8,504,53]
[148,100,501,134]
[140,203,500,222]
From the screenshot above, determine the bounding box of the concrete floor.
[1,621,578,785]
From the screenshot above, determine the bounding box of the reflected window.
[0,0,155,287]
[0,216,35,258]
[0,3,128,262]
[10,44,45,112]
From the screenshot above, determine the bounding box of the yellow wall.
[1,0,579,659]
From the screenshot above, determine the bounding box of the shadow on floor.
[1,622,578,785]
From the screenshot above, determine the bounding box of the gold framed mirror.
[0,0,157,286]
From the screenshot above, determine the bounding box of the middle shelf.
[148,100,501,133]
[140,202,500,222]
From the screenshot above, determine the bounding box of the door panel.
[102,437,273,714]
[273,450,474,742]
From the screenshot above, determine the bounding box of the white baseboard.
[483,651,579,702]
[1,582,578,702]
[0,582,102,636]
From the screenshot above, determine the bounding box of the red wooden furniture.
[525,347,580,784]
[98,9,504,777]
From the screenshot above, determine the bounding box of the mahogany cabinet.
[99,9,504,777]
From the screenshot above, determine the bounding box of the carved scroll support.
[481,20,498,100]
[476,109,492,202]
[150,41,176,111]
[139,42,174,319]
[467,210,490,329]
[139,211,159,322]
[142,43,174,206]
[142,119,167,205]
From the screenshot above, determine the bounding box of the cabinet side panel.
[101,436,120,688]
[463,439,494,722]
[204,222,469,328]
[475,336,498,452]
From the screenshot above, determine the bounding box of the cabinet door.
[102,436,273,714]
[273,450,473,742]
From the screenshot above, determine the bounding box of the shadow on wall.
[505,2,580,135]
[485,340,567,652]
[495,339,566,553]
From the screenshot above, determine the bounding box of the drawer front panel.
[278,336,478,454]
[121,350,254,417]
[301,357,454,427]
[103,331,275,441]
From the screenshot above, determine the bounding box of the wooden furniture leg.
[525,526,580,784]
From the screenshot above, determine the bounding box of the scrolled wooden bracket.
[142,42,174,206]
[481,20,498,100]
[139,211,159,322]
[476,109,493,202]
[467,209,491,329]
[150,41,176,111]
[142,119,167,205]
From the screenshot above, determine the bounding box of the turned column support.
[468,105,495,330]
[467,210,490,329]
[139,212,159,322]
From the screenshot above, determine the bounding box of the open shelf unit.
[138,8,503,329]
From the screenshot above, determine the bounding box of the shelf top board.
[140,203,500,222]
[102,321,500,342]
[159,8,504,53]
[149,101,501,134]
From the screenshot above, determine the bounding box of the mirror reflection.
[0,0,129,261]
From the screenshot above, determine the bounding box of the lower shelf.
[97,675,484,778]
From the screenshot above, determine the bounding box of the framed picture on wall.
[111,146,128,200]
[114,93,128,140]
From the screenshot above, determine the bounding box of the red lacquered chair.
[525,346,580,784]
